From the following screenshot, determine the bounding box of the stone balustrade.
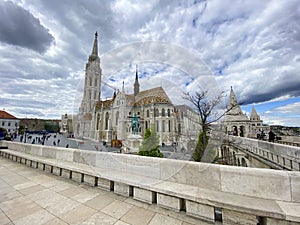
[227,135,300,171]
[0,140,300,224]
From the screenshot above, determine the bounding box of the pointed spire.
[91,31,98,56]
[227,87,243,115]
[135,65,138,80]
[250,105,260,121]
[134,64,140,96]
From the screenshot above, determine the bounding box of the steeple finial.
[134,64,140,96]
[122,81,125,93]
[91,31,98,56]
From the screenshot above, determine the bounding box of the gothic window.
[167,109,171,117]
[156,120,159,132]
[178,124,181,134]
[147,110,150,117]
[89,90,91,99]
[155,108,159,117]
[162,108,165,117]
[116,111,119,125]
[105,112,109,130]
[90,77,93,86]
[94,78,97,87]
[96,114,100,130]
[145,121,148,129]
[162,120,165,132]
[168,120,171,132]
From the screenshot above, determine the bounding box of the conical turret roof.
[250,106,261,121]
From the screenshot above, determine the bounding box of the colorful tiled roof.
[133,87,172,106]
[0,110,17,119]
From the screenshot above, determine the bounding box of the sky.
[0,0,299,127]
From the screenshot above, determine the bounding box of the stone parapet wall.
[2,141,299,204]
[1,141,300,224]
[228,135,300,159]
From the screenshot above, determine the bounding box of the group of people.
[17,132,69,148]
[257,130,276,142]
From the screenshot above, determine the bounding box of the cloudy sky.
[0,0,299,127]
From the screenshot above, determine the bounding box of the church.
[75,32,200,149]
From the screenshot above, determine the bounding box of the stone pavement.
[0,157,210,225]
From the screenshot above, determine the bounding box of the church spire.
[91,31,98,56]
[134,64,140,96]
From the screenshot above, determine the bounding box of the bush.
[138,125,163,158]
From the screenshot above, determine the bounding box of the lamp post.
[24,126,28,143]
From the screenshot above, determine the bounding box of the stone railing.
[227,135,300,171]
[0,141,300,225]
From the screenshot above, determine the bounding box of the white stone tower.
[77,32,102,138]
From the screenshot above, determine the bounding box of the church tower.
[77,32,102,138]
[80,32,102,114]
[134,65,140,96]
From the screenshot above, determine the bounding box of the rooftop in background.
[0,110,17,119]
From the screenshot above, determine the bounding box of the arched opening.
[232,126,238,136]
[105,112,109,130]
[241,158,247,167]
[167,109,171,117]
[162,108,165,117]
[237,158,241,166]
[240,126,245,137]
[145,121,148,130]
[155,108,159,117]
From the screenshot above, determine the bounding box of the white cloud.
[0,0,299,127]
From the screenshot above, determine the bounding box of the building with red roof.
[0,110,20,136]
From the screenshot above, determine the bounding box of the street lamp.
[24,126,28,143]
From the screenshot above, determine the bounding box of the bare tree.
[183,89,234,161]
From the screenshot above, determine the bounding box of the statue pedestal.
[122,134,143,153]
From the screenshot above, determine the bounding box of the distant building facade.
[20,119,60,133]
[0,110,20,135]
[75,33,200,148]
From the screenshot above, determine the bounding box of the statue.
[131,113,139,134]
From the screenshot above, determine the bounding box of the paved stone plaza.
[0,157,210,225]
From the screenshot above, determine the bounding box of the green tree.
[18,125,25,134]
[193,131,209,162]
[138,125,163,158]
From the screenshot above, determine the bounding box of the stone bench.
[0,141,300,224]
